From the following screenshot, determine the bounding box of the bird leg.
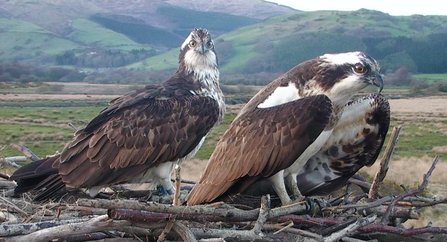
[268,170,293,205]
[159,178,175,195]
[285,173,304,202]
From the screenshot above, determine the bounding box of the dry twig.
[381,155,440,224]
[369,126,401,199]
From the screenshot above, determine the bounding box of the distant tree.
[385,67,415,86]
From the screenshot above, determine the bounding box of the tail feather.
[10,155,63,198]
[33,174,67,201]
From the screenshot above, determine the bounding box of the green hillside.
[89,14,185,48]
[157,6,258,37]
[67,19,147,51]
[0,4,259,67]
[130,9,447,75]
[89,6,259,48]
[0,18,80,61]
[128,49,179,71]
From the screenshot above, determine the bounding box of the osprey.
[243,94,390,197]
[10,28,225,200]
[296,94,390,196]
[186,51,383,206]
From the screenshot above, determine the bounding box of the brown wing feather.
[186,95,332,205]
[54,95,219,189]
[295,94,390,196]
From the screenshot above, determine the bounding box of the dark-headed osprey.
[186,51,383,206]
[10,28,225,200]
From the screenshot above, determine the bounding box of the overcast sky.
[266,0,446,16]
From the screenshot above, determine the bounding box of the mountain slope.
[0,18,80,62]
[130,9,447,74]
[0,0,294,66]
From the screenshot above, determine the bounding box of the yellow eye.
[207,41,214,48]
[354,63,366,74]
[189,40,197,47]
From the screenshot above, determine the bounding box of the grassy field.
[414,73,447,82]
[1,94,446,162]
[0,106,102,158]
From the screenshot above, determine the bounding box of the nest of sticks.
[1,126,447,242]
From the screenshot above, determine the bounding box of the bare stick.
[0,156,25,168]
[171,178,196,185]
[271,222,294,235]
[264,222,323,241]
[0,173,10,180]
[369,126,401,199]
[359,223,447,235]
[252,195,270,235]
[348,178,372,191]
[158,164,182,242]
[188,228,265,241]
[342,237,378,242]
[0,217,91,237]
[0,180,16,189]
[80,198,260,222]
[325,197,391,210]
[157,215,175,242]
[324,214,377,242]
[67,123,78,132]
[6,215,132,242]
[381,155,440,224]
[172,221,198,242]
[80,198,327,223]
[403,197,447,207]
[9,144,40,161]
[173,164,181,206]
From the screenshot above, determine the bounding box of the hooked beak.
[372,74,384,93]
[200,43,206,54]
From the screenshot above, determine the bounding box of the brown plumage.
[186,52,384,206]
[244,94,390,197]
[186,95,332,204]
[10,28,225,200]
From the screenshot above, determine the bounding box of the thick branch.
[172,221,198,242]
[5,215,130,242]
[9,144,40,162]
[0,180,16,189]
[0,156,25,168]
[0,218,91,237]
[359,224,447,236]
[252,195,270,235]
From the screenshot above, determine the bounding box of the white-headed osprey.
[10,28,225,201]
[295,94,389,196]
[186,51,383,206]
[242,94,390,197]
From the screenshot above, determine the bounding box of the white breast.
[285,129,333,176]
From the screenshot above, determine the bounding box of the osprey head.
[179,28,218,73]
[314,51,383,107]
